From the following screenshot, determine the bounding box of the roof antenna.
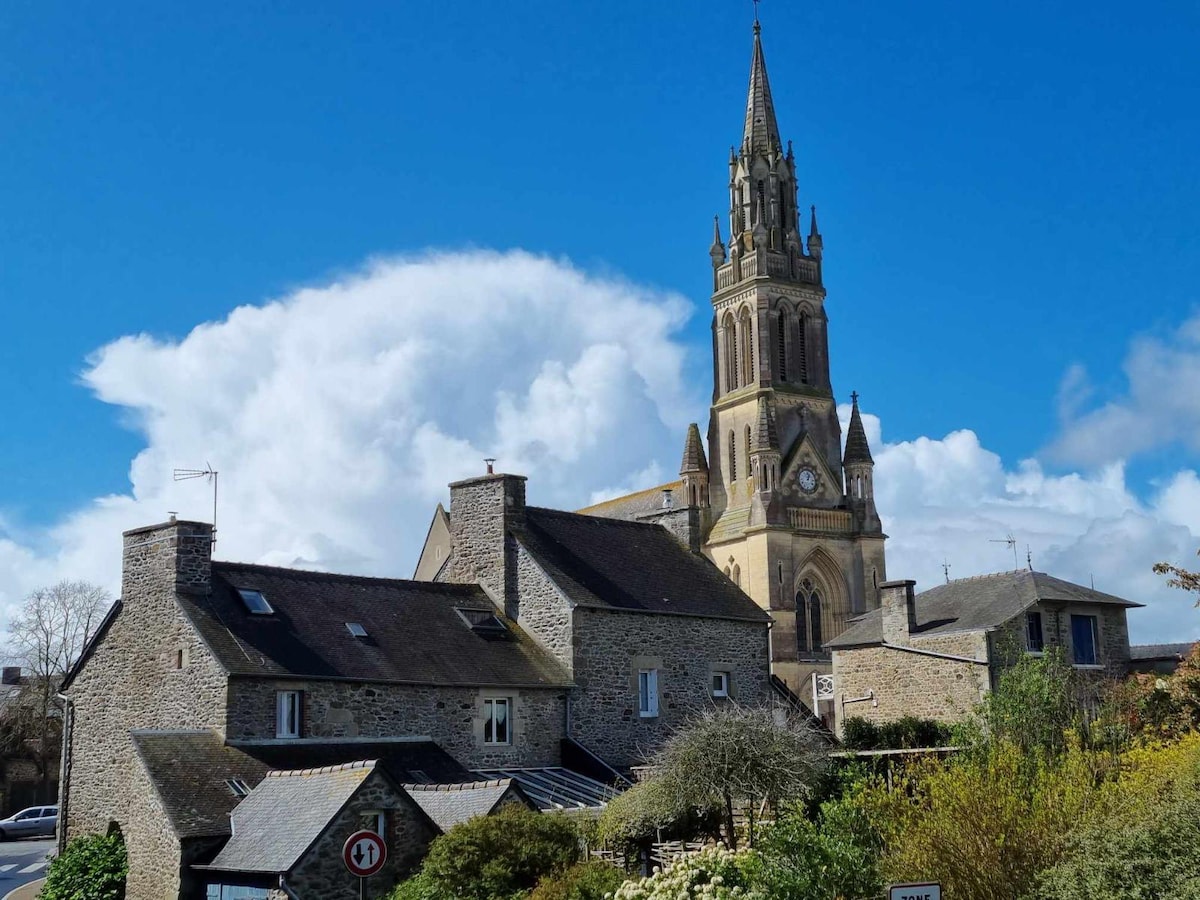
[942,560,951,583]
[173,463,219,546]
[1026,545,1033,571]
[989,532,1018,570]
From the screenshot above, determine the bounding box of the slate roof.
[743,21,781,154]
[843,396,873,465]
[827,570,1142,649]
[680,424,708,474]
[205,761,376,874]
[575,480,684,521]
[516,507,768,622]
[401,780,523,831]
[131,730,269,839]
[234,738,471,785]
[177,563,571,687]
[1129,642,1197,661]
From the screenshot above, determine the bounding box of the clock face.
[798,468,818,493]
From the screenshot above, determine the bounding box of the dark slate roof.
[233,738,472,785]
[843,396,873,465]
[205,762,376,873]
[752,396,778,452]
[178,562,571,687]
[827,570,1142,649]
[516,507,768,622]
[1129,642,1197,661]
[402,780,523,830]
[131,730,269,839]
[679,424,708,475]
[576,480,684,522]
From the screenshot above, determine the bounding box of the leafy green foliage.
[972,648,1081,755]
[1105,645,1200,742]
[395,804,580,900]
[596,777,717,852]
[841,716,951,750]
[41,832,128,900]
[529,860,626,900]
[612,846,760,900]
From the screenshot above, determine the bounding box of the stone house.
[826,571,1143,734]
[60,469,771,899]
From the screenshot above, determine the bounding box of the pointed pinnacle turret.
[843,391,874,465]
[742,22,782,156]
[752,396,779,452]
[709,216,726,267]
[807,205,823,260]
[680,423,709,475]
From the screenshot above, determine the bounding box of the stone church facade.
[578,22,887,703]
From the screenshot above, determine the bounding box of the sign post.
[343,829,387,898]
[889,883,941,900]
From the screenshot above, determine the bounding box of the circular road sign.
[343,830,387,878]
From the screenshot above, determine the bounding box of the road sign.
[889,884,941,900]
[343,830,387,878]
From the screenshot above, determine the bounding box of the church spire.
[742,20,782,156]
[843,392,873,465]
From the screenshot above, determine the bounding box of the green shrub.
[842,715,950,750]
[413,804,580,899]
[41,832,128,900]
[385,870,440,900]
[530,860,626,900]
[612,846,759,900]
[841,716,881,750]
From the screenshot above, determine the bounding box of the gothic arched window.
[776,311,788,382]
[738,307,754,386]
[744,425,751,476]
[722,312,737,393]
[795,593,808,654]
[796,312,809,384]
[732,564,741,588]
[810,591,823,650]
[796,578,825,657]
[728,430,737,482]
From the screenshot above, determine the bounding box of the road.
[0,839,53,896]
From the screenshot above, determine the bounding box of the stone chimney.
[122,519,214,599]
[879,579,917,645]
[446,472,527,617]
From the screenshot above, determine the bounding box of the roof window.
[225,778,251,798]
[237,589,273,615]
[455,608,508,634]
[345,622,368,638]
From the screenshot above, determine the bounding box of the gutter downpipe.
[278,875,302,899]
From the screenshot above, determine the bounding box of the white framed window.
[1026,611,1045,653]
[638,669,660,718]
[711,671,730,698]
[276,690,301,739]
[361,810,385,836]
[483,697,511,745]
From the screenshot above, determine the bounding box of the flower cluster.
[611,846,764,900]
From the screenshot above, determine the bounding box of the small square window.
[345,622,368,638]
[457,608,507,633]
[361,810,385,836]
[237,589,273,615]
[638,669,660,718]
[711,672,730,698]
[484,697,511,744]
[225,778,251,798]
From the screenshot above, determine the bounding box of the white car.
[0,806,58,840]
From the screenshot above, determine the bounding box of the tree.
[966,648,1082,756]
[1153,552,1200,604]
[644,705,825,850]
[4,580,110,795]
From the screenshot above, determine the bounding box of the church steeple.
[743,21,782,157]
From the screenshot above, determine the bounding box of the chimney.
[445,471,527,617]
[1,667,21,685]
[879,579,917,645]
[122,519,214,599]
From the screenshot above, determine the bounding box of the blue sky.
[2,1,1200,636]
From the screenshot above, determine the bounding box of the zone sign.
[343,830,387,877]
[889,884,941,900]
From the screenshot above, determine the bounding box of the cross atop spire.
[742,17,781,155]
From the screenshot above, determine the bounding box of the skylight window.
[346,622,368,638]
[237,589,273,615]
[225,778,251,798]
[455,608,507,633]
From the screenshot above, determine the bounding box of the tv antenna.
[942,559,952,583]
[1026,545,1033,571]
[173,463,219,545]
[990,532,1018,570]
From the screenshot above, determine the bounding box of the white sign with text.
[889,884,941,900]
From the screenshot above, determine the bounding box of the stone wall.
[569,607,771,768]
[512,543,574,671]
[446,474,525,616]
[831,630,991,733]
[63,520,229,892]
[226,679,566,769]
[286,768,437,900]
[122,753,186,900]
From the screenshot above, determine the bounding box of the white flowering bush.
[611,846,765,900]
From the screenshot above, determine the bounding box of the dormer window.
[225,778,251,798]
[345,623,368,638]
[456,608,507,634]
[237,589,273,615]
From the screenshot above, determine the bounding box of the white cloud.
[0,248,1197,651]
[1049,313,1200,466]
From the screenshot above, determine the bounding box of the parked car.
[0,806,57,839]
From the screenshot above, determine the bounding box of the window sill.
[1025,650,1044,657]
[639,712,659,719]
[1073,664,1106,670]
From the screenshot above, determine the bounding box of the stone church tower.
[578,21,887,699]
